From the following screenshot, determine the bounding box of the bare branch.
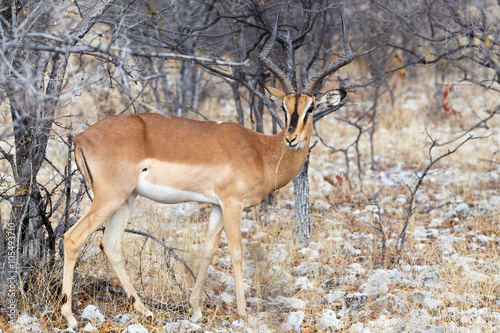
[2,42,249,67]
[303,7,355,96]
[257,5,296,94]
[395,131,485,257]
[123,228,196,281]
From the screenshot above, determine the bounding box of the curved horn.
[302,7,355,96]
[257,6,296,95]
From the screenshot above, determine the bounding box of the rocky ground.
[6,137,500,332]
[3,80,500,332]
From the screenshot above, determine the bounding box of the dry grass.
[1,65,500,332]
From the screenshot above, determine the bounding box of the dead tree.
[0,0,246,268]
[0,0,115,265]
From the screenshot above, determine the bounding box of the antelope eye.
[307,105,314,113]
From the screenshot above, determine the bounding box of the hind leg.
[189,205,224,322]
[61,200,123,329]
[100,194,153,318]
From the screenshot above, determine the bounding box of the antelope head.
[257,7,352,150]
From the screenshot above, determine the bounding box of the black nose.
[286,136,296,144]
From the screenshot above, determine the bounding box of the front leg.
[220,200,247,320]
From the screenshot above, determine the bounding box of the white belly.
[134,170,219,205]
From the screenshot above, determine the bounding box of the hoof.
[144,309,154,323]
[64,324,79,332]
[63,315,79,331]
[246,314,256,326]
[190,309,203,323]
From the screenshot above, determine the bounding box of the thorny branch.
[395,131,489,259]
[370,197,387,267]
[1,41,250,67]
[123,228,196,280]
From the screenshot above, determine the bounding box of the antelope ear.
[263,85,287,103]
[315,89,347,110]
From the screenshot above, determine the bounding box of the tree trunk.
[176,59,198,117]
[231,80,245,126]
[293,154,311,248]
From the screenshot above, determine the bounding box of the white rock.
[268,249,290,264]
[80,305,104,325]
[324,290,346,305]
[231,318,246,328]
[123,324,149,333]
[11,314,40,333]
[294,262,333,276]
[396,195,407,206]
[476,235,491,245]
[218,254,232,269]
[316,309,340,330]
[489,196,500,209]
[255,324,275,333]
[381,294,410,314]
[265,279,293,298]
[364,204,379,212]
[163,320,202,332]
[312,199,331,211]
[417,266,440,287]
[209,266,235,290]
[348,263,365,275]
[438,235,461,254]
[412,226,428,240]
[309,241,326,252]
[408,309,431,325]
[422,296,443,310]
[446,307,459,321]
[455,203,470,217]
[367,314,405,331]
[416,193,430,205]
[411,290,433,305]
[83,323,97,332]
[113,314,131,326]
[247,297,263,307]
[219,291,235,305]
[253,231,267,240]
[241,218,255,232]
[405,324,445,332]
[360,269,401,297]
[492,311,500,324]
[243,259,256,277]
[460,307,478,325]
[294,276,314,290]
[345,293,368,311]
[444,209,456,220]
[428,218,444,228]
[267,296,306,310]
[297,247,319,260]
[283,311,305,332]
[348,323,365,333]
[487,170,499,182]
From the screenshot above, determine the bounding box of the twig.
[122,228,196,280]
[371,197,387,267]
